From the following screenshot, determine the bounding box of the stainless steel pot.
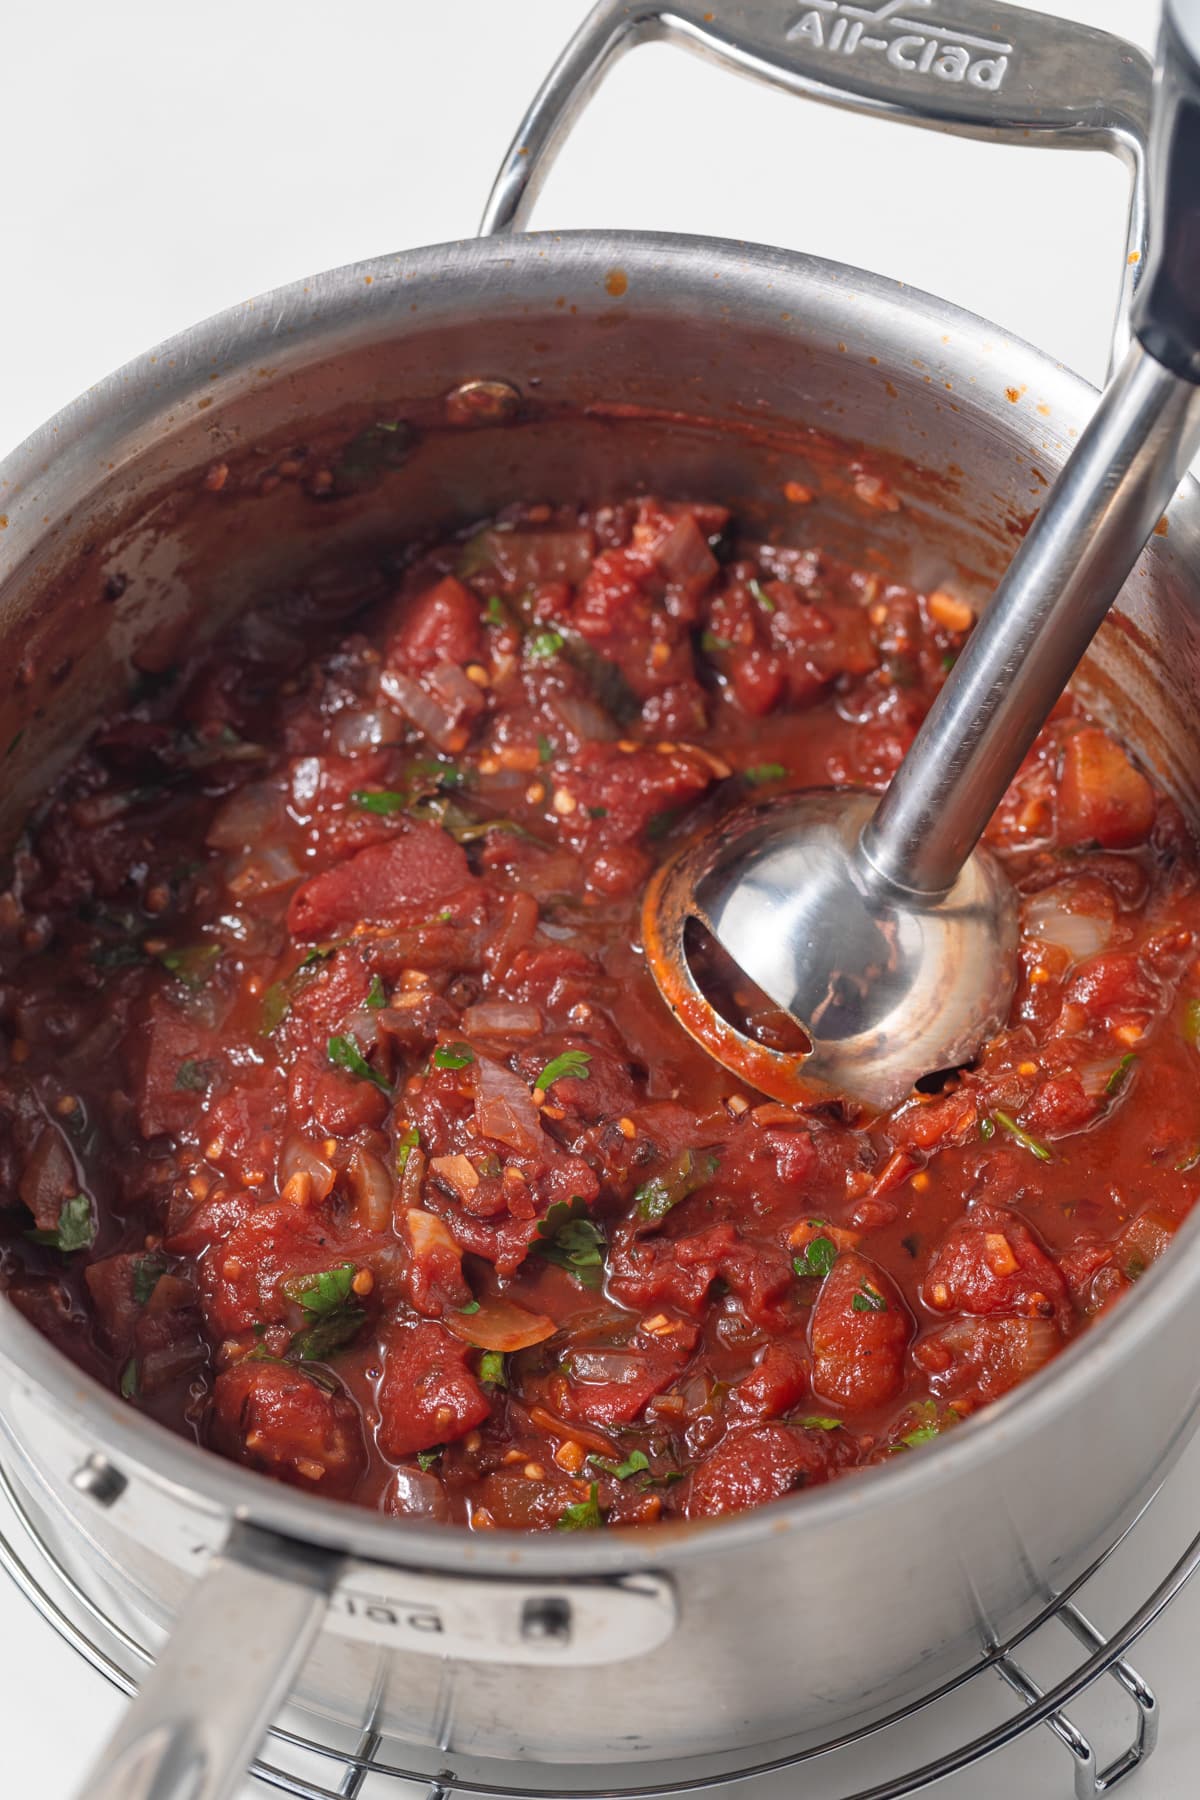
[2,5,1199,1796]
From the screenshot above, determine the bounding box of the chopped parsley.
[1106,1052,1138,1097]
[537,1048,591,1089]
[798,1415,842,1431]
[366,974,387,1009]
[556,1482,604,1530]
[700,630,733,653]
[478,1350,507,1387]
[417,1445,444,1471]
[260,981,290,1035]
[483,594,505,625]
[119,1358,139,1400]
[743,763,788,786]
[175,1058,216,1092]
[433,1041,475,1070]
[993,1110,1052,1163]
[277,1263,366,1363]
[635,1148,720,1223]
[793,1233,838,1280]
[157,943,221,989]
[458,1299,481,1315]
[27,1193,95,1254]
[529,630,565,659]
[979,1117,996,1141]
[288,1307,367,1363]
[748,577,776,614]
[327,1035,389,1091]
[396,1123,421,1173]
[533,1198,606,1288]
[537,734,555,763]
[132,1254,168,1306]
[351,788,408,815]
[1184,997,1200,1045]
[589,1449,650,1481]
[284,1264,357,1315]
[852,1281,888,1313]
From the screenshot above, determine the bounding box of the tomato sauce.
[1,493,1198,1531]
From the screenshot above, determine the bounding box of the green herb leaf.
[556,1481,604,1530]
[287,1305,366,1363]
[1184,997,1200,1045]
[284,1264,357,1316]
[91,940,148,971]
[327,1035,389,1092]
[458,1299,482,1315]
[979,1117,996,1141]
[794,1235,838,1280]
[478,1350,507,1387]
[700,630,733,653]
[27,1193,95,1254]
[537,1048,591,1090]
[158,943,221,989]
[417,1445,444,1471]
[589,1449,650,1481]
[899,1424,940,1447]
[534,1198,606,1288]
[175,1057,215,1092]
[119,1358,139,1400]
[396,1123,420,1173]
[433,1041,475,1071]
[351,788,408,815]
[529,630,565,659]
[537,734,555,763]
[367,974,387,1010]
[1106,1052,1138,1097]
[483,594,506,626]
[798,1415,842,1431]
[749,578,776,614]
[1175,1145,1200,1173]
[132,1254,168,1306]
[993,1110,1052,1163]
[260,981,290,1035]
[852,1281,887,1313]
[743,763,788,786]
[635,1148,720,1223]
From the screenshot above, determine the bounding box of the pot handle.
[480,0,1152,371]
[73,1520,338,1800]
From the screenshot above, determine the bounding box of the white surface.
[2,2,1197,1796]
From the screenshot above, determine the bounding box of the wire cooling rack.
[1,1454,1196,1800]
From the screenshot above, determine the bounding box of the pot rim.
[2,226,1199,1581]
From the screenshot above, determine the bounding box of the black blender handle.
[1134,0,1200,383]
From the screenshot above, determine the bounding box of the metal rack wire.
[1,1454,1195,1800]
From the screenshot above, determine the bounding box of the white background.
[3,2,1198,1796]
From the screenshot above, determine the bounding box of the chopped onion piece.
[445,1292,556,1353]
[279,1135,336,1204]
[347,1147,393,1232]
[461,1001,543,1040]
[474,1057,544,1155]
[206,782,283,851]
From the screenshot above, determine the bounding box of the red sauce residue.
[605,268,629,299]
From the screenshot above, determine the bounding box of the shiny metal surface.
[866,318,1200,899]
[0,1453,1175,1800]
[480,0,1151,371]
[81,1524,335,1800]
[645,790,1018,1109]
[1,1,1200,1795]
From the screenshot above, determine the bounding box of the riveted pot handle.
[480,0,1152,370]
[74,1521,338,1800]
